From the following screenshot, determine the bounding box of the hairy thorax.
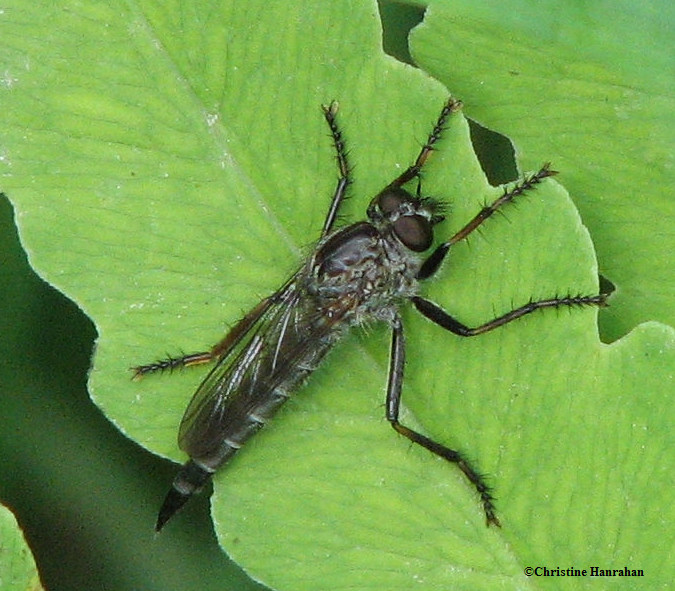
[307,221,422,326]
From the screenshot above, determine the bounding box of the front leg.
[320,101,352,238]
[386,315,501,527]
[417,164,556,280]
[382,97,463,192]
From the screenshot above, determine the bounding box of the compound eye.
[377,188,409,215]
[392,215,433,252]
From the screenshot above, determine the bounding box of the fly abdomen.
[210,392,289,453]
[248,387,291,424]
[158,386,298,531]
[156,459,214,531]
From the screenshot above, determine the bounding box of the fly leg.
[132,351,214,379]
[384,97,463,191]
[386,315,501,527]
[320,101,353,237]
[417,164,556,280]
[411,294,607,337]
[413,162,607,328]
[132,293,279,379]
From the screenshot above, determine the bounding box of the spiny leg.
[386,97,463,191]
[132,351,214,378]
[411,294,608,337]
[418,164,556,280]
[137,102,350,376]
[320,101,353,238]
[132,293,277,379]
[386,315,501,527]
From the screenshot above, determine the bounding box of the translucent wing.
[177,269,341,461]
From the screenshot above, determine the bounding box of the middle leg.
[411,293,607,337]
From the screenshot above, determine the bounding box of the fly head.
[367,187,445,253]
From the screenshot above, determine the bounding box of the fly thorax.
[306,220,423,327]
[309,222,396,306]
[378,229,423,297]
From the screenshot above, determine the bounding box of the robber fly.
[134,97,606,531]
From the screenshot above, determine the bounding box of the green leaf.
[1,1,672,590]
[0,505,43,591]
[411,0,675,341]
[0,192,266,591]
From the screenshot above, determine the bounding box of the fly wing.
[177,272,300,458]
[177,270,341,461]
